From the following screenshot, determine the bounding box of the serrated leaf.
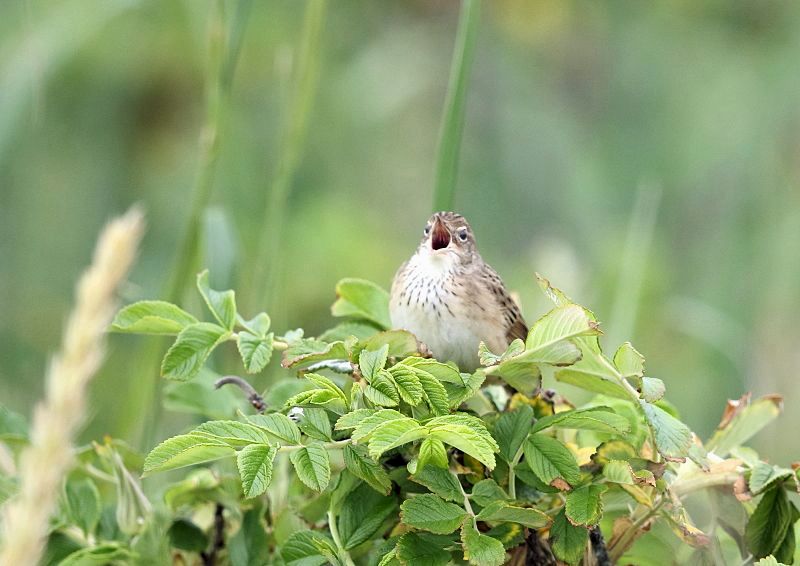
[746,486,796,561]
[749,462,795,495]
[388,366,424,405]
[351,409,406,442]
[368,418,427,459]
[493,405,533,463]
[532,406,630,435]
[344,444,392,495]
[428,420,498,470]
[470,479,509,508]
[331,278,391,328]
[565,484,606,525]
[245,413,301,444]
[290,444,331,491]
[365,370,400,407]
[640,377,665,402]
[281,531,337,566]
[476,501,549,528]
[554,350,632,400]
[359,344,389,380]
[161,322,229,381]
[338,482,396,549]
[613,342,644,378]
[418,437,449,469]
[237,331,274,373]
[296,408,332,441]
[603,460,635,484]
[641,401,692,460]
[356,329,420,358]
[237,444,277,498]
[196,270,236,330]
[304,373,347,404]
[396,532,452,565]
[524,434,580,488]
[193,420,272,447]
[335,409,376,431]
[461,521,506,566]
[112,300,198,335]
[281,339,350,369]
[550,508,588,565]
[241,312,271,335]
[410,466,462,502]
[525,303,599,356]
[143,433,234,474]
[401,494,467,534]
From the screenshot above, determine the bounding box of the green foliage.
[14,272,794,564]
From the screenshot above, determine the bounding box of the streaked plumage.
[390,211,527,371]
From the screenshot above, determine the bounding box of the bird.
[390,211,527,372]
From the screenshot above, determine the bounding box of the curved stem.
[327,509,356,566]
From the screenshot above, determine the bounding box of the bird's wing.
[481,265,528,345]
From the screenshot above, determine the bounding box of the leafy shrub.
[2,271,797,565]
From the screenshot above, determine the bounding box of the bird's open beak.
[431,218,450,250]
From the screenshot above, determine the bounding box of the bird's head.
[417,211,477,262]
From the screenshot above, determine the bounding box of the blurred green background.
[1,0,798,462]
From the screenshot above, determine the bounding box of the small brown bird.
[390,211,527,371]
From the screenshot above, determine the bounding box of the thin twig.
[201,503,226,566]
[215,375,266,413]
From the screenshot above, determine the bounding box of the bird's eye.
[423,225,431,236]
[457,228,468,242]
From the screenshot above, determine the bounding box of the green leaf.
[555,350,632,400]
[331,278,391,328]
[525,303,599,356]
[164,368,246,420]
[281,531,338,566]
[161,322,229,381]
[197,270,236,330]
[707,395,783,457]
[470,479,509,508]
[245,413,301,445]
[493,405,533,463]
[411,466,463,502]
[237,443,277,498]
[388,365,425,405]
[290,443,331,491]
[240,312,271,335]
[746,486,797,560]
[461,521,506,566]
[335,409,375,431]
[401,493,467,534]
[338,482,397,549]
[613,342,644,378]
[359,344,389,380]
[351,409,406,442]
[475,502,550,528]
[167,519,209,553]
[365,370,400,407]
[194,420,272,447]
[368,418,428,460]
[58,543,133,566]
[418,437,449,469]
[641,401,692,460]
[281,339,351,369]
[396,532,452,565]
[565,484,606,526]
[237,331,274,373]
[143,433,234,474]
[532,406,630,435]
[641,377,665,402]
[550,508,588,565]
[428,420,498,470]
[318,321,381,342]
[393,359,454,415]
[602,460,635,484]
[296,408,332,441]
[749,462,795,495]
[111,300,198,335]
[524,434,580,489]
[357,329,420,358]
[344,444,392,495]
[64,478,101,536]
[304,373,347,405]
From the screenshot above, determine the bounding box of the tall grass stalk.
[250,0,328,313]
[137,0,251,448]
[608,183,662,346]
[0,208,144,566]
[432,0,481,212]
